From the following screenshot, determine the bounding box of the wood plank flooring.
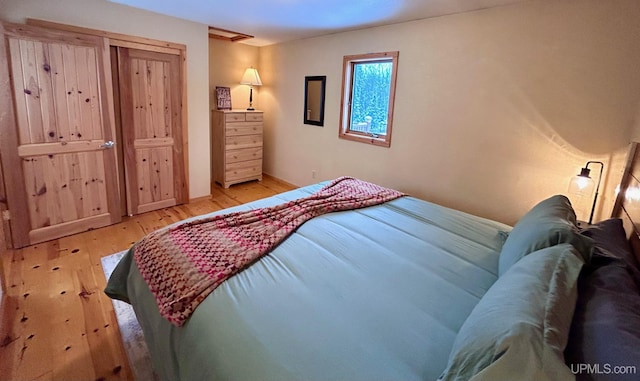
[0,176,296,381]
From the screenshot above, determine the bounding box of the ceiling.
[109,0,530,46]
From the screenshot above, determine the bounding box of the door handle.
[99,141,115,149]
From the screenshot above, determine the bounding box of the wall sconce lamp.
[568,161,604,225]
[240,67,262,111]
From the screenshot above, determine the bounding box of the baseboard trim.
[262,173,298,189]
[192,173,299,203]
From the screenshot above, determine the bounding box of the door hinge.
[2,210,10,221]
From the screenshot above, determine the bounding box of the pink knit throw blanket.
[133,177,404,326]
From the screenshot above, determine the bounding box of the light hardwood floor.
[0,176,296,381]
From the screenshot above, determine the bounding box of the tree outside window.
[339,51,399,147]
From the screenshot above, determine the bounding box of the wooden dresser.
[211,109,263,188]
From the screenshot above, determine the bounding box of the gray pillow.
[498,195,592,276]
[439,244,584,381]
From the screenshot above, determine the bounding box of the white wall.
[260,0,640,225]
[209,38,261,111]
[0,0,211,199]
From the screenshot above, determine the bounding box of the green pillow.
[498,195,592,276]
[438,244,584,381]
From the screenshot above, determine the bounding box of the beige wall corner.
[259,0,640,225]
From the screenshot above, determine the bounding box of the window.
[339,51,399,147]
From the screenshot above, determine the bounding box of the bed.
[105,148,640,381]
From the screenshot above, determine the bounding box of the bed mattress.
[105,182,511,381]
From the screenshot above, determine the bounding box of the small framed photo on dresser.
[216,86,232,110]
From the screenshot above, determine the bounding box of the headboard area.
[611,141,640,263]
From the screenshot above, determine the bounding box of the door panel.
[0,22,120,247]
[22,152,109,227]
[118,47,184,215]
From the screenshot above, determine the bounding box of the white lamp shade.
[240,67,262,86]
[568,175,595,221]
[568,175,593,194]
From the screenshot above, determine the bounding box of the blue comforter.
[105,182,511,381]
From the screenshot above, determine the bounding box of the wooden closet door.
[0,22,121,248]
[117,47,185,215]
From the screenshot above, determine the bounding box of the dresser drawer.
[225,122,262,136]
[246,113,263,122]
[225,113,246,122]
[225,159,262,181]
[225,134,262,150]
[226,147,262,164]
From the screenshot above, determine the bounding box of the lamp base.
[246,87,255,111]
